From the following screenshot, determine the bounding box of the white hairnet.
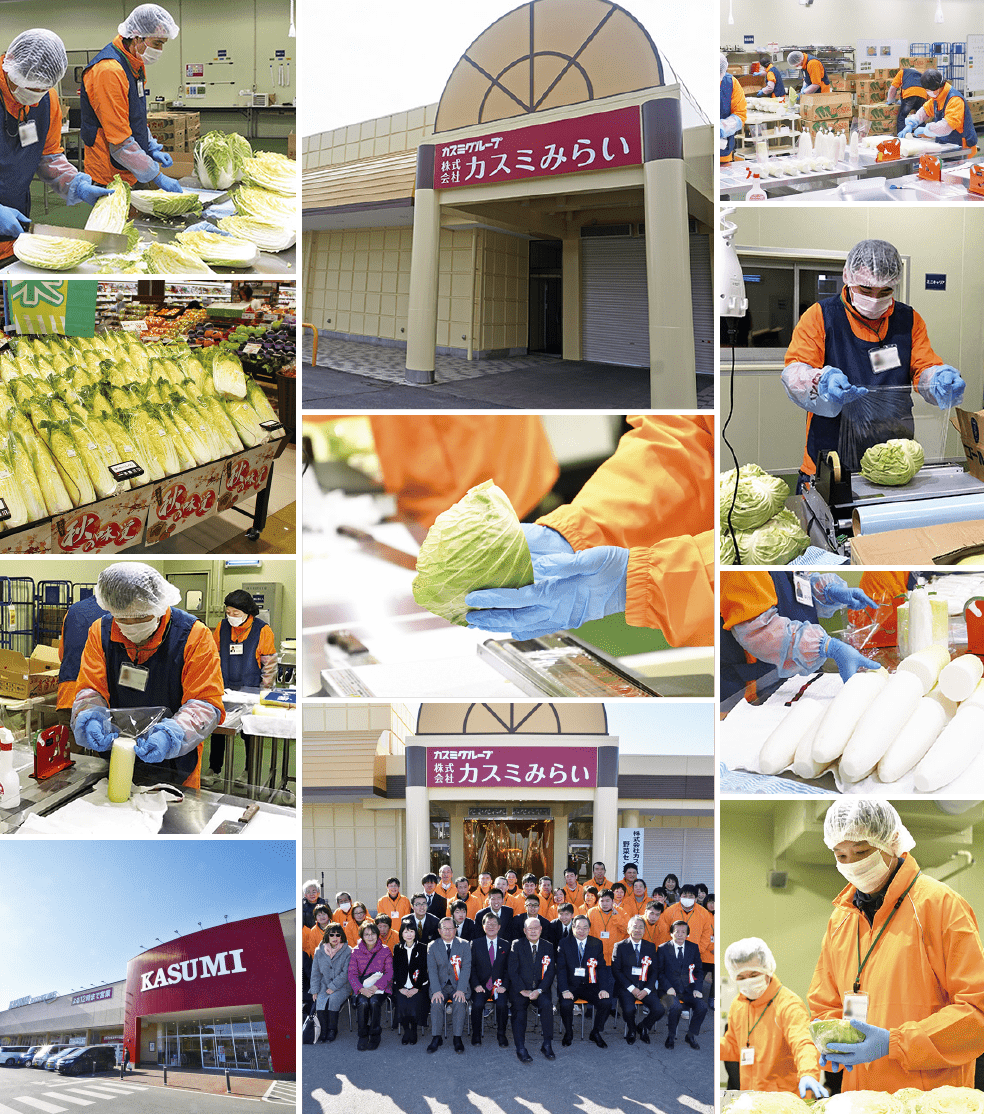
[3,29,68,88]
[724,937,777,980]
[843,239,903,288]
[720,53,729,78]
[823,799,915,856]
[95,562,181,618]
[119,4,179,39]
[787,51,805,67]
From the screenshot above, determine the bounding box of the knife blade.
[336,524,417,570]
[214,802,259,834]
[29,223,130,253]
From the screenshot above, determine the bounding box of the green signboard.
[7,280,98,336]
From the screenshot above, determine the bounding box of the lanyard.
[854,872,920,993]
[745,993,777,1046]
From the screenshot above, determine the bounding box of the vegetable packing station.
[0,278,295,554]
[720,209,984,566]
[0,1,296,276]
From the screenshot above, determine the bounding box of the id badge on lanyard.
[843,991,869,1023]
[229,643,244,656]
[869,345,901,374]
[18,120,39,147]
[119,661,149,692]
[137,80,145,98]
[793,572,813,607]
[740,1046,756,1066]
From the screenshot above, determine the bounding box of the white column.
[592,786,620,875]
[405,785,430,887]
[405,145,441,384]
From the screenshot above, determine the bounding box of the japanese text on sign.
[618,828,645,878]
[71,987,113,1007]
[434,105,642,190]
[426,746,598,787]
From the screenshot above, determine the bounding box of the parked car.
[56,1046,117,1077]
[45,1049,82,1072]
[31,1045,72,1068]
[0,1046,33,1067]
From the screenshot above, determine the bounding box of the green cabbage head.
[412,480,534,626]
[722,508,809,566]
[860,439,924,486]
[720,464,790,530]
[810,1018,866,1054]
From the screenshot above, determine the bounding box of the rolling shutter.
[580,235,649,367]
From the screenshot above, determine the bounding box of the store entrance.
[464,815,555,882]
[528,240,562,356]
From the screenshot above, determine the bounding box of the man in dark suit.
[475,887,514,937]
[657,919,708,1050]
[449,900,479,941]
[402,893,440,946]
[556,913,612,1048]
[426,917,471,1054]
[508,896,551,942]
[612,914,664,1044]
[547,902,577,947]
[469,912,510,1047]
[421,874,447,920]
[507,916,556,1063]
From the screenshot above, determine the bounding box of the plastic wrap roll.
[853,493,984,535]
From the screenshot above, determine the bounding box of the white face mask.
[738,974,770,1000]
[116,616,159,644]
[226,614,247,627]
[836,848,892,894]
[681,896,695,909]
[338,902,351,913]
[12,85,46,106]
[851,289,894,319]
[140,45,163,66]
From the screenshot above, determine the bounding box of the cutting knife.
[336,524,417,570]
[214,802,260,835]
[28,222,130,252]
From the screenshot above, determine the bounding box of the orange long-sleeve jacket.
[720,976,821,1092]
[720,570,778,630]
[376,893,412,920]
[803,57,831,92]
[587,905,628,963]
[538,415,714,647]
[721,78,748,164]
[808,853,984,1090]
[81,36,147,187]
[303,923,328,958]
[657,902,714,959]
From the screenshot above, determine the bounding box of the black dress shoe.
[589,1030,608,1049]
[497,1032,509,1047]
[453,1036,465,1054]
[561,1032,574,1047]
[471,1035,481,1046]
[625,1030,636,1045]
[357,1036,369,1051]
[367,1034,381,1050]
[516,1047,533,1063]
[685,1034,700,1050]
[426,1036,442,1053]
[639,1027,651,1044]
[540,1042,556,1060]
[665,1035,675,1049]
[401,1032,411,1045]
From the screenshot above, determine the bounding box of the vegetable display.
[412,480,534,626]
[860,439,925,486]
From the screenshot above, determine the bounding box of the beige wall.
[303,104,437,172]
[304,800,406,911]
[726,207,984,472]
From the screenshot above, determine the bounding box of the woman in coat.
[348,922,394,1051]
[309,923,352,1043]
[391,920,429,1044]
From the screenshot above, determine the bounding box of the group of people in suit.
[302,862,712,1061]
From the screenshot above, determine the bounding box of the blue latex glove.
[153,172,184,194]
[799,1077,829,1100]
[464,547,630,640]
[147,136,173,167]
[0,204,30,239]
[899,116,919,136]
[135,719,186,764]
[824,637,880,682]
[75,707,119,753]
[184,221,230,236]
[929,366,965,408]
[520,522,575,559]
[824,1020,891,1070]
[823,582,878,610]
[913,126,931,138]
[818,367,869,408]
[67,174,112,207]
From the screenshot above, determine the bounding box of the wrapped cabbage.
[726,1093,811,1114]
[720,463,790,531]
[918,1089,984,1114]
[412,480,533,626]
[860,439,924,486]
[723,509,809,566]
[810,1018,866,1054]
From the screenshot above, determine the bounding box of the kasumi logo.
[139,949,247,992]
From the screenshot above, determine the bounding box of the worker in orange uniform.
[79,4,185,193]
[781,239,964,487]
[71,563,224,791]
[810,799,984,1091]
[376,877,412,920]
[0,30,111,266]
[787,50,831,93]
[466,415,714,648]
[720,54,747,164]
[304,905,333,958]
[641,901,663,947]
[720,937,826,1097]
[558,867,585,910]
[889,64,930,134]
[902,68,978,155]
[720,571,879,706]
[587,889,628,964]
[58,594,110,727]
[657,885,714,953]
[754,56,786,99]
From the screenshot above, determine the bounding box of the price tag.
[259,420,282,431]
[109,461,145,481]
[242,342,262,355]
[0,499,10,522]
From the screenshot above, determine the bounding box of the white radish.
[812,669,889,765]
[939,654,984,702]
[876,688,955,783]
[908,587,933,654]
[759,698,827,775]
[961,677,984,712]
[791,719,832,780]
[913,705,984,792]
[897,645,950,695]
[839,670,925,781]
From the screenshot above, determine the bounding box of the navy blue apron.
[721,75,737,160]
[0,91,50,219]
[59,595,109,686]
[219,616,265,689]
[929,87,978,149]
[80,42,151,181]
[765,66,786,98]
[895,70,928,133]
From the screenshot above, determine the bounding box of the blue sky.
[0,842,295,1009]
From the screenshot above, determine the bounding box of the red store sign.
[426,745,598,788]
[434,105,642,189]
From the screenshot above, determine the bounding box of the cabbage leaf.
[719,463,790,530]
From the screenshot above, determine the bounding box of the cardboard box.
[738,75,765,90]
[0,645,60,699]
[900,56,933,70]
[854,78,890,104]
[169,152,195,178]
[953,408,984,481]
[859,103,897,131]
[872,68,896,79]
[799,92,853,121]
[828,74,850,90]
[727,65,744,75]
[852,519,984,565]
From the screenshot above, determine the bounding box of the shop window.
[464,816,554,883]
[567,811,593,880]
[429,807,450,875]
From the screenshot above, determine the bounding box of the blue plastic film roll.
[853,492,984,535]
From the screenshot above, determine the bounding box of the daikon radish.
[896,645,950,695]
[791,720,832,780]
[908,587,933,654]
[961,677,984,712]
[812,669,889,765]
[876,687,955,783]
[913,705,984,792]
[938,654,984,702]
[759,698,827,775]
[839,670,924,781]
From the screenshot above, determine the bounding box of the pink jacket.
[348,940,394,995]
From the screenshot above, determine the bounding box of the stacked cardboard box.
[828,74,850,90]
[899,56,934,71]
[147,111,201,153]
[799,92,853,124]
[738,75,765,91]
[859,103,897,131]
[855,77,890,105]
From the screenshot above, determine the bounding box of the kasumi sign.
[138,949,247,992]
